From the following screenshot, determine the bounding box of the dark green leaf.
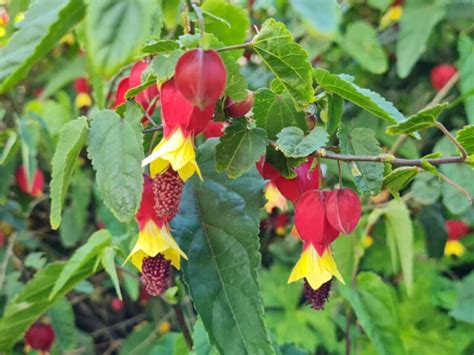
[383,166,419,198]
[340,272,406,355]
[276,127,328,158]
[314,69,405,124]
[338,126,384,194]
[0,0,86,92]
[289,0,340,37]
[215,118,268,179]
[386,103,448,135]
[87,104,144,222]
[172,140,274,354]
[141,39,180,54]
[50,117,89,229]
[419,205,448,258]
[253,88,307,140]
[457,35,474,124]
[253,19,314,110]
[326,94,343,136]
[265,148,306,179]
[86,0,158,77]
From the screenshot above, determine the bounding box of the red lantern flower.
[224,91,254,118]
[325,188,362,234]
[15,165,44,197]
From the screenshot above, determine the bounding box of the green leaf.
[25,95,73,137]
[383,200,414,295]
[342,21,388,74]
[0,260,97,351]
[119,324,157,354]
[215,118,268,179]
[383,166,419,198]
[340,272,406,355]
[18,116,41,186]
[162,0,181,30]
[276,127,328,158]
[49,298,77,351]
[141,39,180,54]
[49,229,112,300]
[86,0,158,77]
[326,94,343,136]
[368,0,392,11]
[253,88,307,140]
[396,0,446,78]
[456,125,474,157]
[289,0,340,37]
[202,0,250,46]
[101,246,123,300]
[87,104,144,222]
[50,117,88,229]
[450,272,474,324]
[386,103,448,135]
[148,49,183,85]
[419,206,448,258]
[253,19,313,110]
[172,140,274,354]
[457,35,474,124]
[0,0,86,93]
[314,69,405,124]
[338,126,384,194]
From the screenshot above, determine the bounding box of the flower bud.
[325,188,361,235]
[446,219,470,240]
[25,322,55,351]
[174,49,227,110]
[224,91,254,118]
[15,165,44,197]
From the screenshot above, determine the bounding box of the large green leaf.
[86,0,158,77]
[326,94,343,136]
[314,69,405,124]
[101,246,123,300]
[276,127,328,158]
[457,36,474,124]
[50,117,89,229]
[50,229,112,299]
[253,88,307,140]
[289,0,340,37]
[342,21,387,74]
[87,104,144,222]
[215,118,268,179]
[252,19,313,110]
[0,260,97,351]
[202,0,250,46]
[338,126,384,194]
[172,140,274,354]
[0,0,86,93]
[396,0,446,78]
[383,200,414,295]
[386,103,448,135]
[341,272,406,355]
[456,125,474,156]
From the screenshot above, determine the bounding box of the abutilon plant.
[444,219,471,257]
[325,188,362,235]
[73,77,92,108]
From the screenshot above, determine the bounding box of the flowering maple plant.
[0,0,473,354]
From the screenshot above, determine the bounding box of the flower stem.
[216,41,254,52]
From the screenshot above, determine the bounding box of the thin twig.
[438,172,472,205]
[216,41,254,52]
[185,0,195,34]
[190,3,205,43]
[435,121,468,160]
[143,125,163,134]
[173,304,193,350]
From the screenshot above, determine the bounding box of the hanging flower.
[444,219,470,257]
[142,78,216,181]
[15,165,44,197]
[74,77,92,108]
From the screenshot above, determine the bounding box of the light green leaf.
[383,200,414,295]
[215,118,268,179]
[342,21,388,74]
[202,0,250,46]
[383,166,419,198]
[396,0,446,78]
[314,68,405,124]
[172,140,274,354]
[289,0,340,37]
[101,246,123,300]
[49,298,77,351]
[0,260,97,351]
[162,0,181,30]
[338,126,384,194]
[26,95,73,137]
[457,35,474,124]
[253,88,307,140]
[148,49,183,85]
[411,172,441,205]
[368,0,392,11]
[87,104,144,222]
[253,19,313,110]
[50,230,112,300]
[456,125,474,157]
[450,272,474,324]
[141,39,180,54]
[24,252,47,270]
[340,272,406,355]
[50,117,88,229]
[386,103,448,135]
[326,94,343,136]
[86,0,158,77]
[276,127,328,158]
[18,116,41,186]
[0,0,86,93]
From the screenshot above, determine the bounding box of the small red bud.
[111,297,124,311]
[431,64,457,91]
[325,188,361,235]
[25,322,55,351]
[174,49,227,110]
[74,77,90,93]
[15,165,44,197]
[224,91,254,118]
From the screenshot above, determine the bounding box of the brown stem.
[435,121,468,160]
[173,304,193,350]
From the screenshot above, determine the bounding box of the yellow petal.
[75,93,92,108]
[319,248,344,284]
[264,183,288,213]
[444,240,465,257]
[380,5,403,30]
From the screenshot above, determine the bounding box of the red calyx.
[111,297,124,311]
[174,49,227,110]
[136,175,165,230]
[25,322,55,351]
[325,188,361,235]
[446,219,470,240]
[431,64,457,91]
[203,121,227,138]
[160,78,215,137]
[224,91,254,118]
[15,165,44,197]
[74,77,90,93]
